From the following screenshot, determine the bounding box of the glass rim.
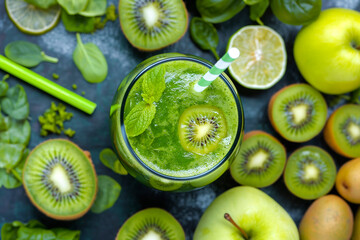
[120,55,244,181]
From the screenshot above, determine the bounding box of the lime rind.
[6,0,61,35]
[227,25,287,89]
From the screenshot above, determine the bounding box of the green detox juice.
[111,54,243,191]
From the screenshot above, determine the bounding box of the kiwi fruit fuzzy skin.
[230,130,287,187]
[324,104,360,158]
[118,0,189,51]
[268,83,327,143]
[22,139,98,221]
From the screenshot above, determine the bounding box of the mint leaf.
[125,102,156,137]
[142,65,166,103]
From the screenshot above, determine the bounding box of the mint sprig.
[125,66,166,137]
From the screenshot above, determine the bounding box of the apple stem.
[224,213,249,240]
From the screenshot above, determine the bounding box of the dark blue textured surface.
[0,0,359,239]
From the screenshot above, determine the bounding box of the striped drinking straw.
[194,48,240,92]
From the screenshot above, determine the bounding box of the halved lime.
[227,26,287,89]
[6,0,61,35]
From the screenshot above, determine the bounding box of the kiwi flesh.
[324,104,360,158]
[284,146,336,200]
[22,139,97,220]
[119,0,188,51]
[116,208,185,240]
[178,105,227,155]
[230,130,286,188]
[268,83,327,142]
[149,177,183,191]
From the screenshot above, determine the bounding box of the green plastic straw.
[194,48,240,92]
[0,55,97,115]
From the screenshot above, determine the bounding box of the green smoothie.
[124,60,239,178]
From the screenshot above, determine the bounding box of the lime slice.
[5,0,61,35]
[227,25,287,89]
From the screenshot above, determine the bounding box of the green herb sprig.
[125,65,166,137]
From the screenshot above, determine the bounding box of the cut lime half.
[6,0,61,35]
[227,25,287,89]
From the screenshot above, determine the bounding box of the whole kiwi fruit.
[22,139,97,220]
[116,208,185,240]
[119,0,188,51]
[299,195,353,240]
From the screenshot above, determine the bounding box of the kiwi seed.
[22,139,97,220]
[178,105,227,155]
[116,208,185,240]
[119,0,188,51]
[284,146,336,200]
[230,130,286,188]
[268,83,327,142]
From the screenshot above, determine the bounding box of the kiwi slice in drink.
[116,208,185,240]
[268,83,327,142]
[284,146,336,200]
[324,104,360,158]
[23,139,97,220]
[178,105,227,155]
[119,0,188,51]
[230,130,286,188]
[149,177,183,191]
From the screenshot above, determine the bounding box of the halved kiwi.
[119,0,188,51]
[230,130,286,188]
[178,105,227,155]
[22,139,97,220]
[324,104,360,158]
[116,208,185,240]
[284,146,336,200]
[268,83,327,142]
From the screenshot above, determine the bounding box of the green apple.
[193,186,299,240]
[294,8,360,95]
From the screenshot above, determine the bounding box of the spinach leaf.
[0,143,25,169]
[244,0,262,4]
[270,0,321,25]
[0,81,9,97]
[250,0,269,25]
[196,0,246,23]
[142,65,166,103]
[0,168,22,188]
[52,228,80,240]
[73,33,108,83]
[1,221,24,240]
[125,101,156,137]
[99,148,128,175]
[351,87,360,104]
[5,41,58,68]
[1,85,30,120]
[57,0,88,15]
[61,11,96,33]
[91,175,121,214]
[0,113,11,132]
[24,0,58,9]
[190,17,219,60]
[79,0,107,17]
[17,227,56,240]
[8,120,31,145]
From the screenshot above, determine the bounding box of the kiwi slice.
[268,83,327,142]
[22,139,97,220]
[119,0,188,51]
[284,146,336,200]
[149,177,183,191]
[178,105,227,155]
[324,104,360,158]
[116,208,185,240]
[230,130,286,188]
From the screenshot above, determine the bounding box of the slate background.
[0,0,359,239]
